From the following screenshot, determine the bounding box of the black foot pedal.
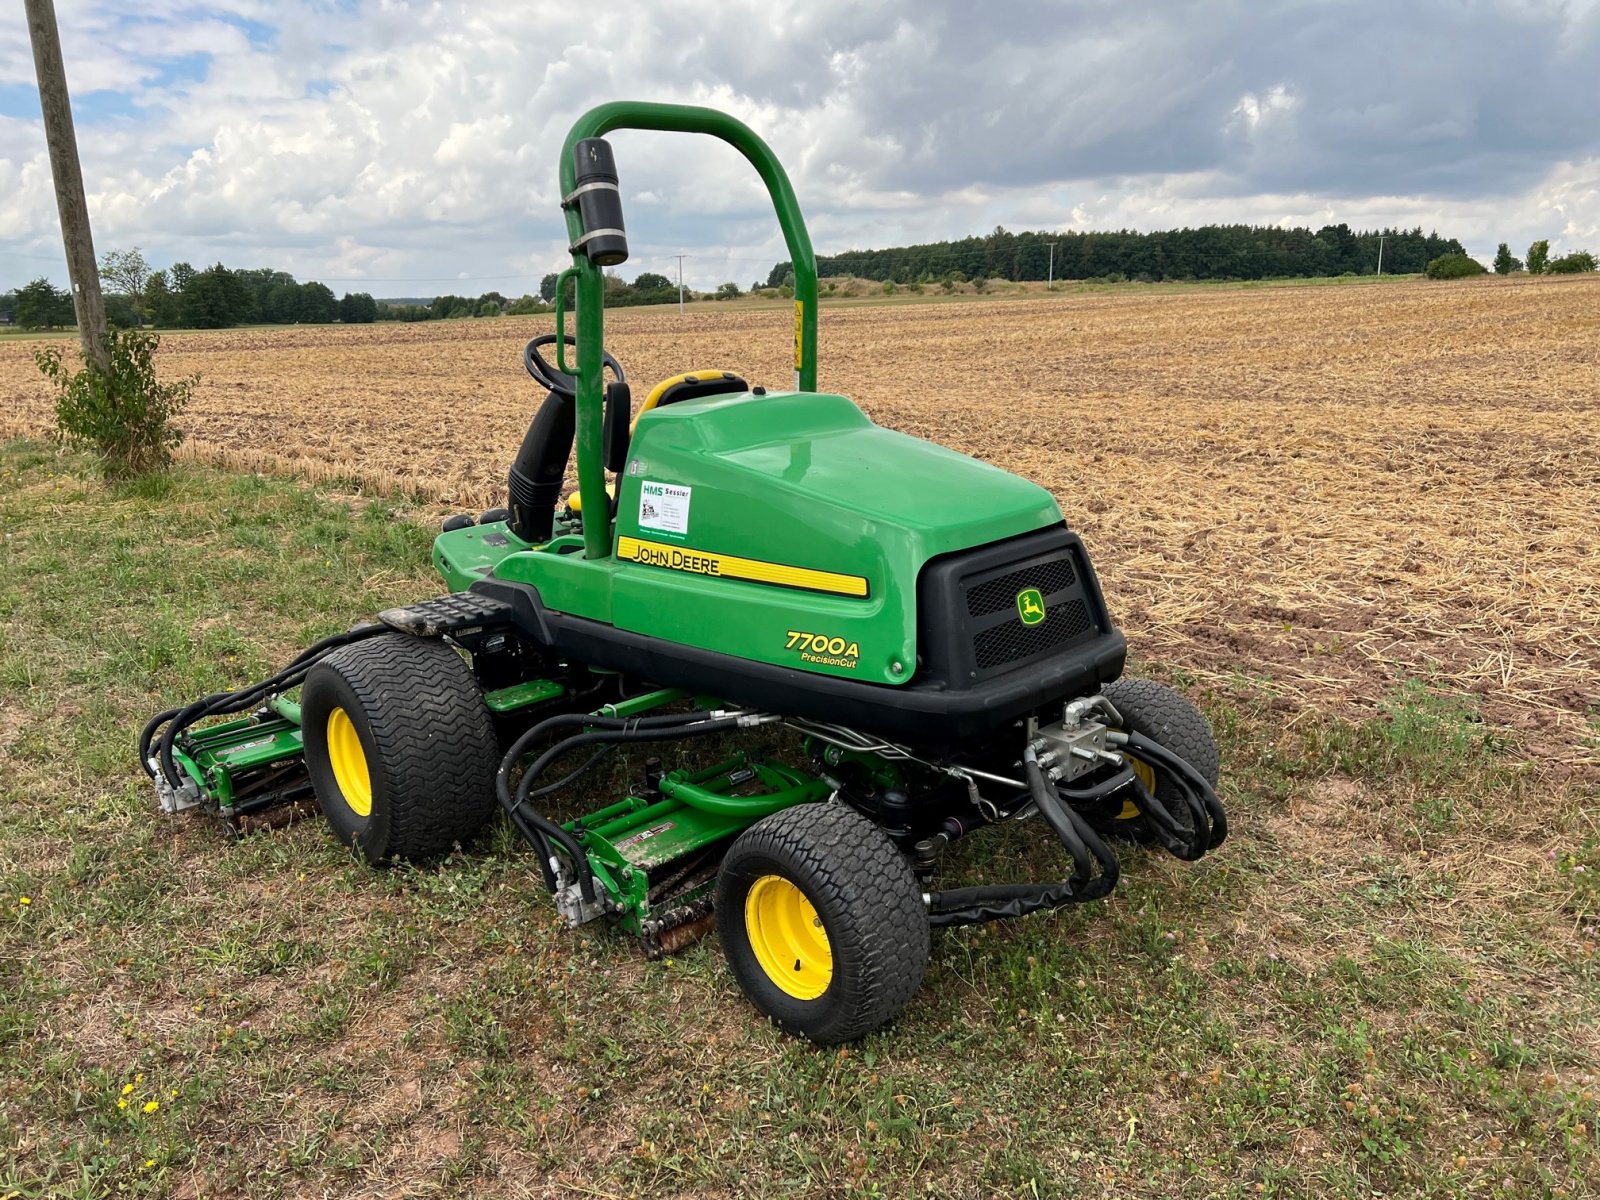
[377,592,514,637]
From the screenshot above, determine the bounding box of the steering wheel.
[523,334,625,398]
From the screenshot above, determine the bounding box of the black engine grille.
[965,557,1077,618]
[973,597,1091,670]
[916,526,1112,690]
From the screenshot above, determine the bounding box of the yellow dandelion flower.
[143,1160,155,1169]
[122,1083,134,1095]
[18,897,29,906]
[117,1099,128,1110]
[142,1100,158,1114]
[135,1073,144,1083]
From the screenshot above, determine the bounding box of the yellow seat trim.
[631,369,745,435]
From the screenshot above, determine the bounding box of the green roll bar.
[558,101,819,560]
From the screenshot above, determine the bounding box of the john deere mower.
[143,102,1226,1044]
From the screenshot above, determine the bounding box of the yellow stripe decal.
[617,536,869,598]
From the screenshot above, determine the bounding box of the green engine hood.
[601,389,1063,684]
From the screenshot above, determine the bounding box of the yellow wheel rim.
[744,874,832,1000]
[325,707,373,818]
[1120,756,1157,820]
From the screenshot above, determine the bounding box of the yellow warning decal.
[794,300,803,370]
[618,535,868,598]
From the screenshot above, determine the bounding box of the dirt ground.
[4,275,1596,775]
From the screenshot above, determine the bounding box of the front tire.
[717,802,929,1045]
[301,633,498,864]
[1099,677,1219,838]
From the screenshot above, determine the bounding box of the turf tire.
[717,802,930,1045]
[302,633,498,864]
[1099,678,1219,839]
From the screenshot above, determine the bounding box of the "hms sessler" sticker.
[638,481,691,535]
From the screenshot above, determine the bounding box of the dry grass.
[4,274,1597,778]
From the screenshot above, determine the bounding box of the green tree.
[179,264,249,328]
[36,328,198,479]
[296,281,339,323]
[1526,240,1550,275]
[1546,250,1597,274]
[1492,243,1521,274]
[14,277,73,329]
[99,247,150,321]
[339,292,378,323]
[633,271,673,291]
[262,282,299,323]
[539,273,560,302]
[169,261,197,293]
[715,281,741,300]
[143,270,181,327]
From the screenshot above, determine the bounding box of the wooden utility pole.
[25,0,110,372]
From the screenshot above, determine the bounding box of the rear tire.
[717,802,929,1045]
[1099,678,1219,838]
[302,633,498,864]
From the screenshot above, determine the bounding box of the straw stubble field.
[4,275,1595,776]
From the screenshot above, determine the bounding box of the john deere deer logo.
[1016,587,1046,626]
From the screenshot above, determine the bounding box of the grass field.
[2,275,1598,1197]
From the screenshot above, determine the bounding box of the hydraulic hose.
[494,708,754,902]
[1123,731,1228,848]
[927,748,1122,927]
[143,624,388,789]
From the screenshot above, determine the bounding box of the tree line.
[1,249,379,330]
[0,252,705,331]
[767,224,1468,287]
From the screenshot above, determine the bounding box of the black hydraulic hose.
[928,883,1081,927]
[1123,765,1211,860]
[494,709,714,798]
[492,709,715,894]
[495,711,748,903]
[928,750,1124,927]
[145,624,387,786]
[1124,731,1228,848]
[1024,755,1093,887]
[1051,781,1121,900]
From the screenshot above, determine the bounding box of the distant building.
[0,312,14,327]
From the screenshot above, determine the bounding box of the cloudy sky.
[3,0,1597,295]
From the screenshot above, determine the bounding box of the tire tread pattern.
[719,802,930,1044]
[1101,676,1220,796]
[309,634,497,862]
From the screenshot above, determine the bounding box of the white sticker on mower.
[638,481,691,536]
[614,821,675,850]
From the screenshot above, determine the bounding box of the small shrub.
[1424,253,1487,280]
[881,280,897,296]
[36,328,198,479]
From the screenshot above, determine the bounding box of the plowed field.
[5,275,1596,772]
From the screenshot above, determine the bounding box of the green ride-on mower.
[143,101,1226,1044]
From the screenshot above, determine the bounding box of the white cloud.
[0,0,1596,292]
